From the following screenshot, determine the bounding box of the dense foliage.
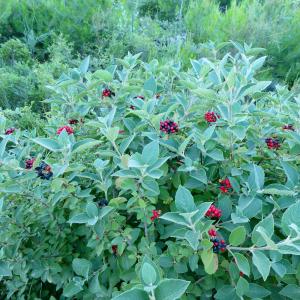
[1,46,300,299]
[1,0,300,111]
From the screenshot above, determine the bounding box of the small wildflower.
[102,88,115,98]
[204,111,220,123]
[160,120,179,134]
[5,128,15,135]
[265,138,280,150]
[205,204,222,219]
[25,158,35,169]
[129,105,136,110]
[118,130,125,134]
[57,126,74,135]
[219,178,232,193]
[150,210,161,221]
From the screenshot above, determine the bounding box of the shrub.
[0,39,31,65]
[1,48,300,299]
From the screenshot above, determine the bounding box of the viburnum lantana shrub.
[1,48,300,300]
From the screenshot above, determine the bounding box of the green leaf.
[0,182,24,193]
[229,226,246,246]
[262,185,295,196]
[0,136,8,158]
[178,136,192,156]
[68,213,90,224]
[240,81,271,97]
[99,206,114,219]
[175,185,196,212]
[252,251,271,281]
[248,164,264,191]
[281,201,300,235]
[93,69,113,82]
[72,139,101,154]
[72,258,91,279]
[192,87,216,100]
[144,76,157,94]
[215,286,239,300]
[155,279,190,300]
[32,138,62,152]
[190,169,207,184]
[0,261,11,276]
[86,202,99,218]
[160,212,189,226]
[141,262,157,286]
[236,277,249,297]
[106,127,119,143]
[252,214,274,246]
[185,230,199,250]
[279,284,300,299]
[89,273,107,296]
[245,283,271,298]
[281,161,299,187]
[233,253,250,276]
[63,281,83,297]
[142,140,159,165]
[201,250,218,275]
[192,202,213,223]
[79,55,90,74]
[207,149,224,161]
[142,177,160,196]
[112,288,149,300]
[139,256,161,286]
[230,125,247,140]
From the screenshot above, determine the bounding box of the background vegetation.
[0,0,300,110]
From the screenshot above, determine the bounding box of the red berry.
[5,128,15,135]
[208,229,217,236]
[57,126,74,135]
[150,210,161,221]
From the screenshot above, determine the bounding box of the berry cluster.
[160,120,179,134]
[35,161,53,180]
[283,124,294,131]
[97,198,109,207]
[205,204,222,219]
[204,111,220,123]
[68,119,79,125]
[25,158,35,169]
[265,138,280,150]
[102,88,115,98]
[129,105,136,110]
[134,95,145,100]
[211,237,226,253]
[57,126,74,135]
[112,245,118,255]
[208,228,217,237]
[5,128,15,135]
[219,178,232,193]
[150,210,161,221]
